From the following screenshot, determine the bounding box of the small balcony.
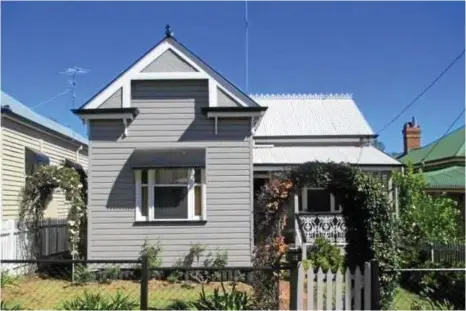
[296,212,346,245]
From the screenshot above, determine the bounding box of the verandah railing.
[296,213,346,245]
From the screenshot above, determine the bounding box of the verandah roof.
[253,145,401,167]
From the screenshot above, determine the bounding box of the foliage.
[59,290,137,310]
[73,264,95,285]
[140,239,162,269]
[252,162,399,309]
[393,163,462,245]
[136,239,163,279]
[19,165,87,259]
[305,237,344,272]
[401,259,465,310]
[0,300,24,310]
[1,270,18,288]
[169,244,229,284]
[191,282,253,310]
[97,265,121,284]
[166,300,194,310]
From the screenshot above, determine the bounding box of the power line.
[376,49,465,135]
[420,108,465,164]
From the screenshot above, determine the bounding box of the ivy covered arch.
[19,164,87,259]
[253,162,398,309]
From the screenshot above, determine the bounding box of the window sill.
[133,219,207,226]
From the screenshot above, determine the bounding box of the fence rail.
[418,241,465,263]
[1,219,68,274]
[297,262,374,310]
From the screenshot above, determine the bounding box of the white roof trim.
[82,39,251,110]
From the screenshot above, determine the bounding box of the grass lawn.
[1,276,251,310]
[391,287,431,310]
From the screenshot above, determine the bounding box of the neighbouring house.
[72,30,401,265]
[397,118,465,209]
[1,91,88,259]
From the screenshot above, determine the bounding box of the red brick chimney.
[403,117,421,154]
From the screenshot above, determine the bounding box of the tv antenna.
[60,66,90,108]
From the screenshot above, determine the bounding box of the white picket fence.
[1,219,69,274]
[297,262,372,310]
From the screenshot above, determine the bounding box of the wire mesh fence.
[1,259,141,310]
[1,259,292,310]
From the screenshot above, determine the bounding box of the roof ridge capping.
[250,93,353,100]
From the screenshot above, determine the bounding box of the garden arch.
[19,165,87,259]
[252,162,398,309]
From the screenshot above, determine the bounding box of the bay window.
[135,168,206,221]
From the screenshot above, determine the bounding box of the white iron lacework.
[250,93,353,100]
[298,214,346,244]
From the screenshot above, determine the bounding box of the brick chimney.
[403,117,421,154]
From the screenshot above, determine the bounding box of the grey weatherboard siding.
[100,88,123,109]
[141,49,198,73]
[88,80,254,265]
[217,87,241,107]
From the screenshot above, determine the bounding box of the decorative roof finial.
[165,24,174,38]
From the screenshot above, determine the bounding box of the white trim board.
[81,39,254,110]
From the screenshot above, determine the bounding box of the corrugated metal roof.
[423,166,465,189]
[251,94,374,137]
[1,91,88,145]
[254,145,401,166]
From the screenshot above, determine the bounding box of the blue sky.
[2,1,464,153]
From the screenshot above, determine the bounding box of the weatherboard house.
[73,31,401,265]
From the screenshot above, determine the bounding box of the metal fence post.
[430,242,435,263]
[370,260,381,310]
[288,247,302,310]
[140,254,148,311]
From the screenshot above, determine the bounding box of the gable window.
[135,168,206,221]
[25,147,50,177]
[301,188,342,213]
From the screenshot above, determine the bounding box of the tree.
[393,163,462,245]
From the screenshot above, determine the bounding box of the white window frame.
[301,187,342,213]
[135,168,206,222]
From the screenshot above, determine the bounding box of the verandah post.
[140,254,149,310]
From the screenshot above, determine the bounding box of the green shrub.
[166,300,194,310]
[1,270,18,288]
[59,290,137,310]
[1,300,24,310]
[97,265,120,284]
[136,239,163,278]
[191,282,253,310]
[73,264,95,285]
[402,260,465,310]
[305,237,344,272]
[170,245,229,284]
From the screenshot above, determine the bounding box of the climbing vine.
[253,162,399,309]
[19,164,87,259]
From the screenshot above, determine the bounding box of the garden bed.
[1,275,252,310]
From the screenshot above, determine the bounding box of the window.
[25,147,50,177]
[301,188,341,213]
[135,168,206,221]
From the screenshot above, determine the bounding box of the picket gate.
[297,262,372,310]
